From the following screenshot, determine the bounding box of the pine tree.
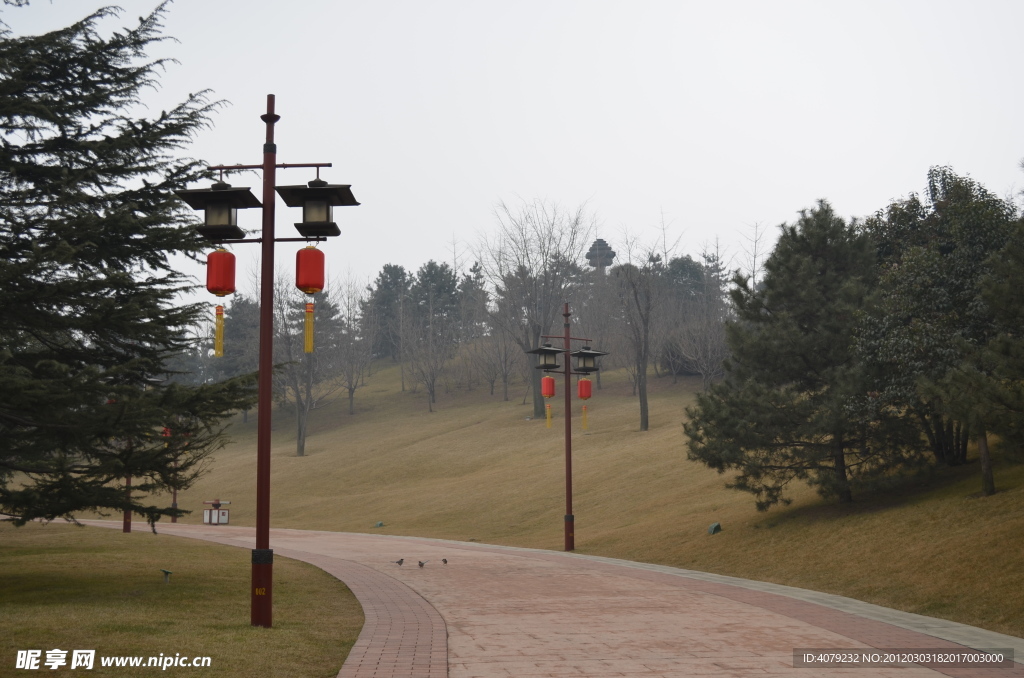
[0,5,254,526]
[859,167,1016,469]
[684,201,904,509]
[977,219,1024,454]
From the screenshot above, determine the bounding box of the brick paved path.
[84,522,1022,678]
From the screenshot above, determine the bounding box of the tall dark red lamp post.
[175,94,358,628]
[527,303,607,552]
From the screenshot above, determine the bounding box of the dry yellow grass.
[166,361,1023,638]
[0,521,362,677]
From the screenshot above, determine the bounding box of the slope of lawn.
[162,361,1024,638]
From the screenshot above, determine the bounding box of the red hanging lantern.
[206,249,236,297]
[296,247,325,354]
[578,378,592,400]
[541,375,556,399]
[296,246,325,295]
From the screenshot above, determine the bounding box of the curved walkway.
[84,522,1022,677]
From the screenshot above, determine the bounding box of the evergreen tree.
[976,218,1024,452]
[0,5,254,526]
[363,264,410,360]
[685,201,903,509]
[925,213,1024,495]
[859,167,1016,468]
[218,294,261,381]
[407,260,459,410]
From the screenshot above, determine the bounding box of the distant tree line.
[355,200,733,430]
[197,197,735,452]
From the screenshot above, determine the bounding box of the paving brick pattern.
[276,549,448,678]
[82,522,1022,678]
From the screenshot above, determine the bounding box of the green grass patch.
[0,521,362,677]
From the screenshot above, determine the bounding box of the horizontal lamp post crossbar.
[208,162,333,171]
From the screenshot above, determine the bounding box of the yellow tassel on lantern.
[546,403,552,428]
[214,305,224,357]
[582,405,588,430]
[304,302,314,353]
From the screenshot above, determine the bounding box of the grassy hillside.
[163,360,1024,638]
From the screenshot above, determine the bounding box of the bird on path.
[418,560,428,568]
[393,559,404,566]
[442,559,448,565]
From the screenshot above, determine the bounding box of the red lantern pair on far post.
[541,376,593,429]
[541,376,592,400]
[205,246,325,355]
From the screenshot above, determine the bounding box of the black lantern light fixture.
[526,342,563,372]
[569,346,607,373]
[275,177,360,238]
[175,182,261,241]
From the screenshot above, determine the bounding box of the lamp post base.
[251,550,273,627]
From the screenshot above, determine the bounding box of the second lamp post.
[527,302,607,552]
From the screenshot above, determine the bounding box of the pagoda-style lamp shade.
[175,182,261,241]
[526,342,563,372]
[275,179,359,238]
[570,346,607,373]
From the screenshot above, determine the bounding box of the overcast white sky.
[8,0,1024,290]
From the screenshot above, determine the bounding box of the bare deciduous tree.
[335,277,375,415]
[273,275,345,456]
[478,199,593,418]
[676,242,730,391]
[472,325,524,400]
[611,236,672,431]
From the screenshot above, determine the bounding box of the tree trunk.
[296,353,314,457]
[978,429,996,496]
[917,410,940,463]
[833,435,852,503]
[531,368,544,418]
[956,422,970,465]
[637,353,649,431]
[348,388,355,415]
[296,411,307,458]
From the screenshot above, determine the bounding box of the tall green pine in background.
[685,201,900,509]
[0,5,254,526]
